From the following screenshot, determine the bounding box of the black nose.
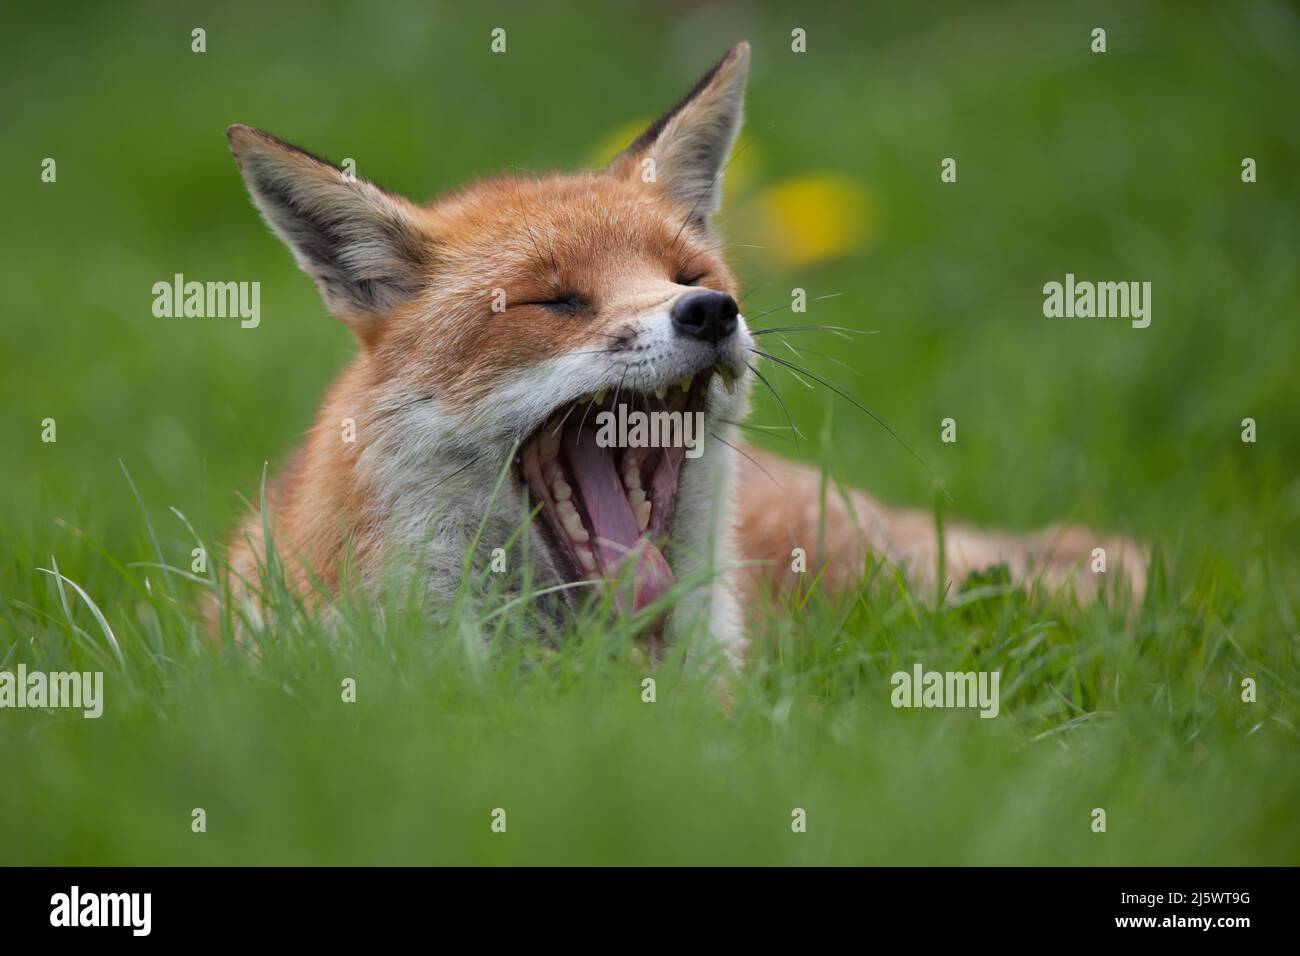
[671,290,739,343]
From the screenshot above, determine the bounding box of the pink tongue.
[562,428,675,614]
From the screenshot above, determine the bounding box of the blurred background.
[2,0,1298,561]
[1,0,1299,866]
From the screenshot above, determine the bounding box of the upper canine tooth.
[593,388,608,405]
[677,375,692,393]
[653,384,666,400]
[715,364,736,394]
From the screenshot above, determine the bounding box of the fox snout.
[672,289,739,343]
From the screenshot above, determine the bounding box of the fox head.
[227,43,756,654]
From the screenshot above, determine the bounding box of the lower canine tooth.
[557,499,589,542]
[562,512,589,543]
[634,500,652,533]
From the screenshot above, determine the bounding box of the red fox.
[222,42,1144,660]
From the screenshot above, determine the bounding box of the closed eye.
[676,272,707,287]
[518,293,587,315]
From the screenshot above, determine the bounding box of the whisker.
[610,363,630,411]
[746,293,845,328]
[751,325,874,340]
[577,364,627,445]
[514,181,557,275]
[745,302,793,324]
[549,401,581,437]
[774,351,815,390]
[415,453,485,510]
[691,240,767,258]
[710,431,782,489]
[762,339,861,377]
[719,418,798,445]
[772,331,804,363]
[721,419,798,431]
[577,394,597,435]
[749,347,949,499]
[744,360,805,449]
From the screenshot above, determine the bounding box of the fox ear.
[609,42,750,226]
[227,125,430,327]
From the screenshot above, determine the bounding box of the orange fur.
[216,43,1145,647]
[736,447,1146,604]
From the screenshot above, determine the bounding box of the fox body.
[223,43,1143,660]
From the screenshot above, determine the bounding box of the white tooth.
[553,479,572,501]
[634,499,652,533]
[593,388,608,405]
[677,375,692,393]
[622,467,641,491]
[715,364,736,395]
[653,384,666,400]
[561,508,589,543]
[628,486,646,506]
[576,547,596,573]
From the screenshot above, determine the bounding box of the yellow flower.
[754,175,872,267]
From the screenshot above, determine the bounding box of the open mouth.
[517,364,737,619]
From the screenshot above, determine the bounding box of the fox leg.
[734,445,1147,603]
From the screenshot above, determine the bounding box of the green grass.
[2,0,1299,864]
